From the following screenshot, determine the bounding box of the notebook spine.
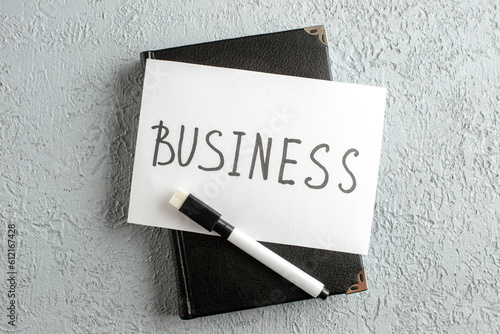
[168,230,194,319]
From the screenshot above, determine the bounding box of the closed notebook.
[140,26,367,319]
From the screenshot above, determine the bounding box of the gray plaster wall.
[0,0,498,333]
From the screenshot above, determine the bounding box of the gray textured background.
[1,0,499,333]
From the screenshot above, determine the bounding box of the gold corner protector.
[346,269,368,294]
[304,25,328,46]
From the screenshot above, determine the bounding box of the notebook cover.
[140,26,367,319]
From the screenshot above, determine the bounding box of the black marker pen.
[169,188,330,299]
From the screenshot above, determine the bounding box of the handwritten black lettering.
[150,123,361,193]
[198,130,224,171]
[249,133,273,180]
[338,148,359,193]
[305,144,330,189]
[151,120,175,166]
[178,125,198,167]
[228,131,246,177]
[278,138,301,185]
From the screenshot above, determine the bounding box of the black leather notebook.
[140,26,367,319]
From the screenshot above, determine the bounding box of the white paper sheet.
[127,59,386,254]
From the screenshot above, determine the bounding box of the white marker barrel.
[227,228,325,298]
